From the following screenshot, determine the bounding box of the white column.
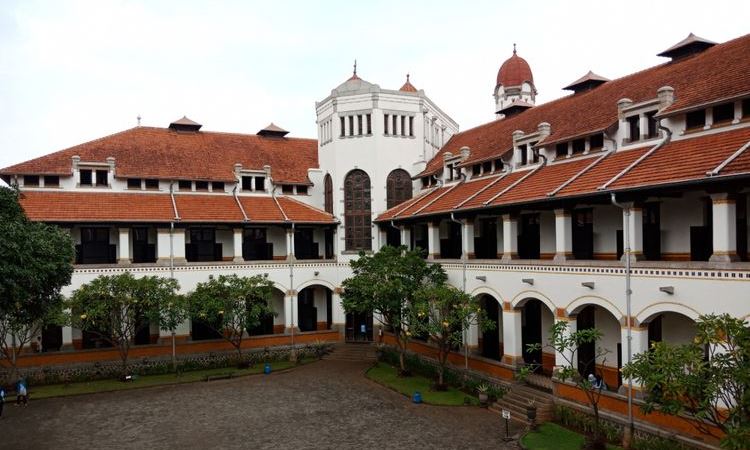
[232,228,244,263]
[286,228,295,261]
[501,214,518,261]
[555,317,577,371]
[502,304,523,366]
[117,227,130,264]
[378,226,388,249]
[639,113,648,140]
[332,290,346,326]
[284,291,299,333]
[61,325,73,351]
[621,325,649,393]
[554,209,573,262]
[622,204,643,261]
[427,221,440,259]
[467,320,479,350]
[733,101,742,124]
[462,219,475,259]
[400,226,411,250]
[710,193,738,262]
[704,107,713,130]
[172,228,186,262]
[332,227,340,259]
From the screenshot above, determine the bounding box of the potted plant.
[476,383,490,407]
[526,398,537,423]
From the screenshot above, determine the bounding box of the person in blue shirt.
[16,379,27,406]
[0,386,5,417]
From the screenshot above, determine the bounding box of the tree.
[0,187,74,381]
[341,245,446,375]
[68,272,178,377]
[187,274,275,365]
[154,289,187,372]
[622,314,750,449]
[411,284,494,389]
[520,321,611,449]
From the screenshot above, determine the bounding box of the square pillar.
[427,221,440,260]
[332,289,346,326]
[554,317,576,371]
[378,226,388,249]
[554,209,573,262]
[400,226,411,251]
[639,113,649,140]
[61,325,73,351]
[462,219,475,259]
[157,227,187,264]
[501,303,523,366]
[284,291,299,334]
[466,319,479,350]
[232,228,244,263]
[501,214,518,261]
[710,193,738,262]
[117,227,130,264]
[622,204,643,262]
[620,324,649,393]
[286,228,295,261]
[495,217,504,258]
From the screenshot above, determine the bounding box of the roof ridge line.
[483,165,542,206]
[412,182,464,216]
[599,140,668,190]
[273,195,290,222]
[391,187,439,219]
[455,172,510,208]
[548,151,612,197]
[707,139,750,177]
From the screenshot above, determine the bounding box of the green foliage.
[622,314,750,449]
[555,405,623,444]
[0,187,74,378]
[68,272,179,374]
[631,434,689,450]
[366,364,478,406]
[341,245,446,373]
[187,274,276,359]
[410,283,494,386]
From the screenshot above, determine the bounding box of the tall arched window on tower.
[344,169,371,251]
[386,169,413,209]
[324,174,333,214]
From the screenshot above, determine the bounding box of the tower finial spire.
[406,73,410,82]
[353,59,357,76]
[513,43,517,54]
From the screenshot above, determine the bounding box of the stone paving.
[0,359,523,449]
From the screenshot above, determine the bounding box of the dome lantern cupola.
[494,44,537,119]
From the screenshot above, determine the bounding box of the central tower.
[315,67,458,256]
[494,45,537,119]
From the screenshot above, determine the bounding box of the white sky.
[1,0,748,169]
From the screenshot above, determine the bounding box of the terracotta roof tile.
[422,33,750,178]
[610,127,750,189]
[276,197,336,223]
[419,177,496,214]
[555,147,650,197]
[1,126,318,184]
[174,194,243,223]
[492,158,594,205]
[20,191,175,222]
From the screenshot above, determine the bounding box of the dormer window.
[95,170,108,186]
[627,116,641,141]
[195,181,209,191]
[590,133,604,150]
[686,109,706,130]
[254,176,265,191]
[520,144,528,165]
[127,178,141,189]
[80,169,93,186]
[743,99,750,118]
[712,102,734,124]
[572,139,585,155]
[297,185,308,195]
[472,164,481,176]
[482,161,492,174]
[556,143,568,158]
[44,176,59,187]
[24,175,39,187]
[646,112,659,138]
[494,158,504,172]
[144,179,159,190]
[282,184,294,194]
[212,182,225,192]
[178,180,192,191]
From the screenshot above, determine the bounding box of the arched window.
[386,169,412,209]
[324,174,333,214]
[344,169,371,251]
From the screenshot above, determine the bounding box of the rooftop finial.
[137,114,141,127]
[353,59,357,76]
[513,43,517,54]
[406,73,410,82]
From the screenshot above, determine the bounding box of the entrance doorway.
[480,295,501,360]
[521,299,542,368]
[345,311,373,342]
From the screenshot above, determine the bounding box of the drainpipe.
[450,172,469,374]
[611,192,633,444]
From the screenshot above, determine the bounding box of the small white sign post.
[502,410,511,441]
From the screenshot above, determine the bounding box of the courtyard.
[0,359,521,449]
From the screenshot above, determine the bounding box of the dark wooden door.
[522,300,542,368]
[345,311,373,341]
[518,214,540,259]
[577,306,596,377]
[481,296,501,361]
[643,203,661,261]
[572,209,594,260]
[298,290,317,332]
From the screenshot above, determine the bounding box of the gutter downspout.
[233,182,249,222]
[168,181,178,369]
[450,173,469,374]
[611,192,633,445]
[272,180,296,360]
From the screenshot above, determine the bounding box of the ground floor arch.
[570,304,622,390]
[297,284,333,332]
[478,294,503,361]
[517,297,555,374]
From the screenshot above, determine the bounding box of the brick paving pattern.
[0,359,523,449]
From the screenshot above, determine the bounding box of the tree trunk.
[171,331,177,372]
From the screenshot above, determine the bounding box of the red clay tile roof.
[20,191,175,222]
[1,126,318,184]
[609,126,750,190]
[422,33,750,178]
[399,74,418,92]
[19,190,335,224]
[377,126,750,222]
[497,51,534,87]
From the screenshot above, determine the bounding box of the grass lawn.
[521,422,622,450]
[29,358,311,400]
[366,363,478,406]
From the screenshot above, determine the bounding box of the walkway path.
[0,359,523,449]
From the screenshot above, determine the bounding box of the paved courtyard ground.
[0,359,522,449]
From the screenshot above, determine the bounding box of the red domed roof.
[496,47,533,87]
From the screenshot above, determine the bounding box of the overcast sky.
[1,0,748,169]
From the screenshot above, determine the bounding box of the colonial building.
[2,32,749,444]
